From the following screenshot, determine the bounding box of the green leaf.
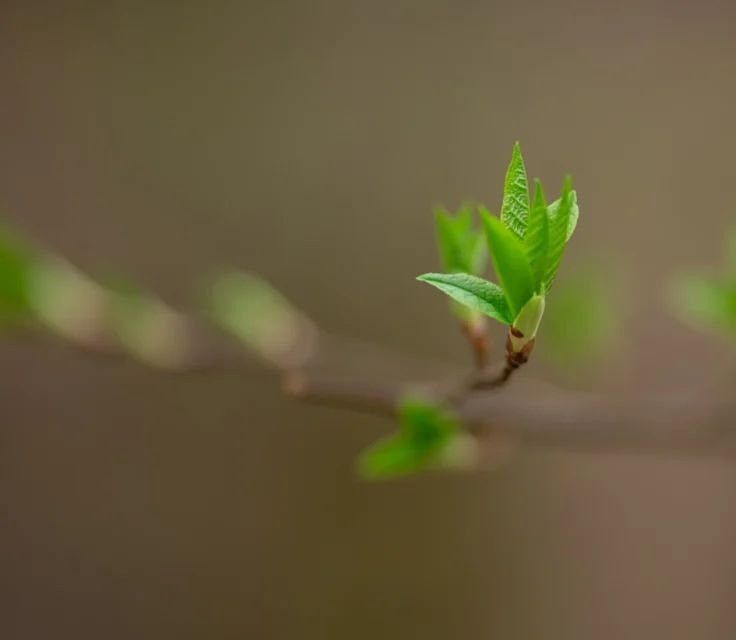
[547,189,579,242]
[0,225,36,323]
[435,208,466,272]
[104,284,195,370]
[207,271,310,367]
[668,273,736,337]
[400,398,458,444]
[500,142,530,239]
[357,399,476,479]
[480,210,535,317]
[357,434,427,478]
[525,180,549,291]
[466,227,487,275]
[417,272,513,324]
[434,205,486,275]
[543,269,617,367]
[544,177,574,291]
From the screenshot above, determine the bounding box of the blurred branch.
[3,223,736,461]
[9,271,736,454]
[284,370,736,453]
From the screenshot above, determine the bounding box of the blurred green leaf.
[481,209,535,317]
[669,273,736,337]
[544,177,574,292]
[357,434,429,478]
[357,398,476,479]
[106,284,193,370]
[434,204,486,276]
[207,271,313,368]
[668,227,736,340]
[0,225,36,324]
[500,142,530,239]
[28,258,110,342]
[525,180,549,292]
[416,272,512,324]
[542,270,616,366]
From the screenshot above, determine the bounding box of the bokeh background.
[3,1,736,638]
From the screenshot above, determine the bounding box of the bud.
[509,294,545,353]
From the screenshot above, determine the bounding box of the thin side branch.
[284,370,736,452]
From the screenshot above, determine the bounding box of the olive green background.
[2,1,736,638]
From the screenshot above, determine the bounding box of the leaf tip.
[532,178,547,207]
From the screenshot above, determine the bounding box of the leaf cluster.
[418,142,580,331]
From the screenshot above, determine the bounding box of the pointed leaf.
[466,222,488,275]
[417,272,513,324]
[547,189,579,242]
[357,399,464,479]
[435,208,466,272]
[434,205,486,275]
[525,180,549,291]
[430,205,488,326]
[480,210,535,317]
[500,142,530,239]
[544,177,574,291]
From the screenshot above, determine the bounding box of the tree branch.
[8,254,736,457]
[283,370,736,453]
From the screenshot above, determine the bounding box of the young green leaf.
[357,433,429,479]
[544,177,574,291]
[543,268,617,367]
[207,271,313,368]
[435,207,467,272]
[525,180,549,292]
[669,273,736,337]
[480,209,535,317]
[434,205,486,275]
[357,398,476,479]
[500,142,530,239]
[416,272,512,324]
[547,189,579,242]
[400,399,458,446]
[0,225,36,323]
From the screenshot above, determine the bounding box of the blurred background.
[3,1,736,637]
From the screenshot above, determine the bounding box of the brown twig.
[10,264,736,456]
[282,370,736,453]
